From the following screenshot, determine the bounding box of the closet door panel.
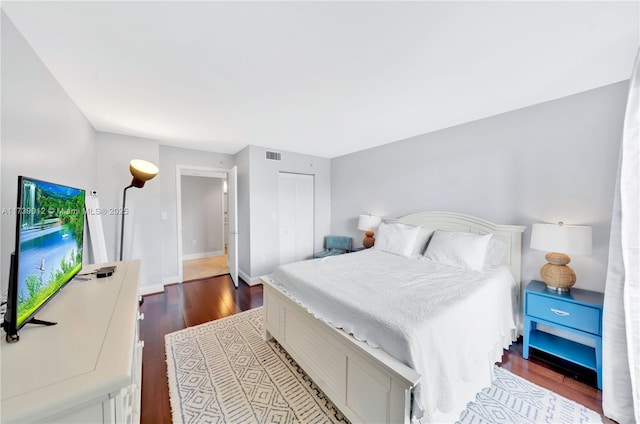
[278,172,314,265]
[295,174,314,261]
[279,173,297,265]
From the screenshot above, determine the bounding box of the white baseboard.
[162,275,180,285]
[239,269,261,286]
[182,250,224,261]
[140,282,166,296]
[158,268,257,294]
[239,269,251,284]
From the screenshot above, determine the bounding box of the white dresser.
[1,260,143,424]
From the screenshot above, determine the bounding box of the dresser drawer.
[527,294,601,335]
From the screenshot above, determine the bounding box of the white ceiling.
[2,1,639,158]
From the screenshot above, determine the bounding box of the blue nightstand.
[523,280,603,389]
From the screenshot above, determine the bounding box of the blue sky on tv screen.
[32,179,82,197]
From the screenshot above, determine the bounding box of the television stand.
[4,331,19,343]
[26,317,57,326]
[2,318,55,343]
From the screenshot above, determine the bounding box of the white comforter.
[271,249,517,423]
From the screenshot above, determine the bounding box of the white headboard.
[389,211,526,285]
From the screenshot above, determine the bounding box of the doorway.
[183,255,229,282]
[176,165,238,286]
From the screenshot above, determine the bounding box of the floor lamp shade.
[530,222,592,291]
[358,214,381,248]
[120,159,159,261]
[129,159,159,188]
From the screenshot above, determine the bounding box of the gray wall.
[244,145,331,282]
[1,12,96,291]
[180,175,224,257]
[2,6,626,297]
[331,81,628,293]
[158,145,235,283]
[94,131,162,293]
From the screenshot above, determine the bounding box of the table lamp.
[530,222,592,292]
[120,159,159,261]
[358,214,381,248]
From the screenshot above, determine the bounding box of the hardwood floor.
[500,340,613,423]
[139,277,611,423]
[139,275,263,424]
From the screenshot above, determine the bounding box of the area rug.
[165,307,348,424]
[166,307,603,424]
[457,366,603,424]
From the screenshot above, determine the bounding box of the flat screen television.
[3,176,85,342]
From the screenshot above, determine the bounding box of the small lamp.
[530,222,592,292]
[358,214,381,249]
[119,159,159,261]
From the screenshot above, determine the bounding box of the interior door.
[279,173,297,264]
[279,172,314,264]
[227,166,239,288]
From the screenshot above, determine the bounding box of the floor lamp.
[119,159,159,261]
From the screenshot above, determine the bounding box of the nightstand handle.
[550,308,569,317]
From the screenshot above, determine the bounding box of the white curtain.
[602,48,640,424]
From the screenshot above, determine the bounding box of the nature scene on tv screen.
[17,178,85,326]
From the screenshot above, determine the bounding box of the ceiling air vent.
[266,151,282,161]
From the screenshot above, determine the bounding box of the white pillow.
[374,222,421,257]
[424,230,493,271]
[411,226,435,257]
[484,237,508,269]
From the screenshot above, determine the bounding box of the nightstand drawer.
[527,294,601,335]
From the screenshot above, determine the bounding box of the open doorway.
[177,167,229,282]
[183,254,229,281]
[180,173,228,281]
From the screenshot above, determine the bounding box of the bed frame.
[261,211,525,424]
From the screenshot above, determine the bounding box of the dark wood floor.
[139,275,611,424]
[139,275,264,424]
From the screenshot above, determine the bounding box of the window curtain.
[602,48,639,424]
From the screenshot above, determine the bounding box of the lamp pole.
[119,184,134,261]
[119,159,159,262]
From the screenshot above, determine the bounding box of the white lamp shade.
[358,214,381,232]
[130,159,159,182]
[530,223,592,255]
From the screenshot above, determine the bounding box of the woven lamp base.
[540,252,576,292]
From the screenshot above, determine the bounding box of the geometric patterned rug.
[165,307,349,424]
[166,307,603,424]
[457,367,603,424]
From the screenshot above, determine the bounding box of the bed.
[261,211,525,424]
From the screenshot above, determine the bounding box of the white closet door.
[279,172,314,265]
[294,174,314,260]
[279,173,297,265]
